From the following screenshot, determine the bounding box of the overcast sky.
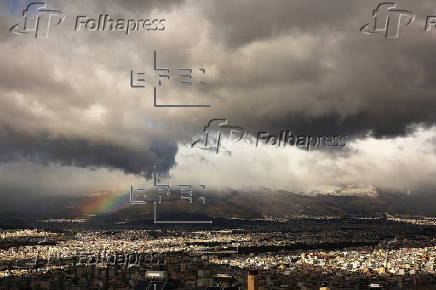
[1,0,436,197]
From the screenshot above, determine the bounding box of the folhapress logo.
[361,2,415,38]
[191,119,246,154]
[9,2,65,38]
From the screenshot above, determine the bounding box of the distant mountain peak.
[301,184,379,198]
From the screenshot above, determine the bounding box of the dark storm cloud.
[2,0,436,195]
[245,110,436,140]
[194,0,436,139]
[3,0,436,140]
[200,0,368,48]
[0,128,177,178]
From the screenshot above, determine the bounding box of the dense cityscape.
[0,215,435,289]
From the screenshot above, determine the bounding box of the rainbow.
[80,191,130,215]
